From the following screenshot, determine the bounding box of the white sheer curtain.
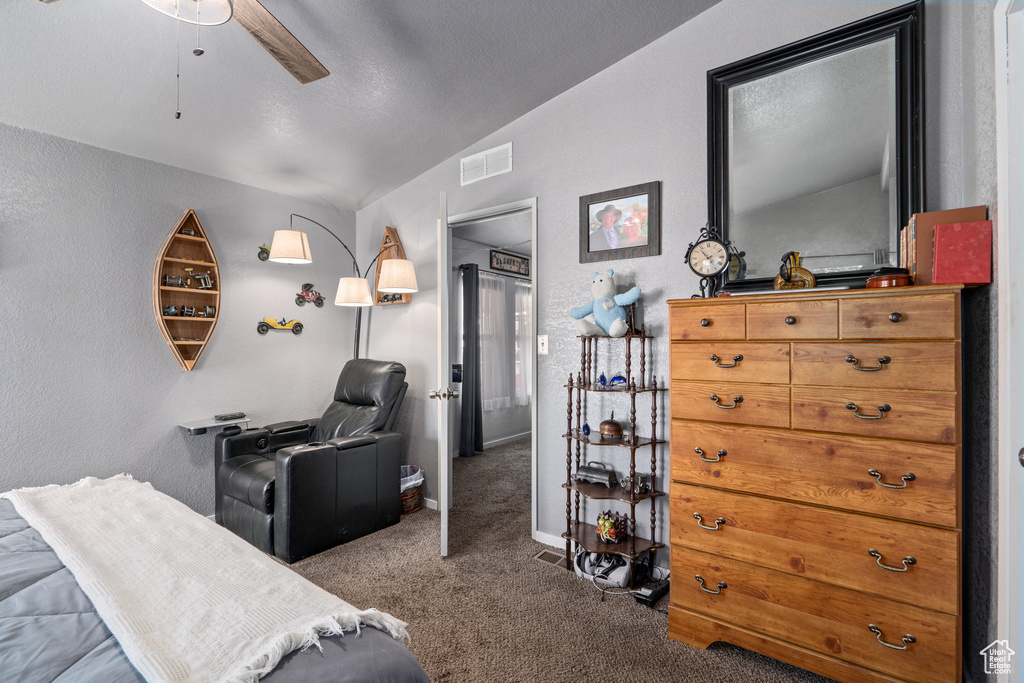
[514,280,532,406]
[478,272,514,411]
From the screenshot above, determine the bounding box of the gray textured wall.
[354,0,999,674]
[354,0,934,530]
[0,123,358,514]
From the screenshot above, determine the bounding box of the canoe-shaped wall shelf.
[151,209,221,371]
[373,226,412,306]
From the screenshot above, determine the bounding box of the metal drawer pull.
[695,447,726,462]
[710,353,743,368]
[695,575,727,594]
[845,355,891,371]
[889,312,903,323]
[868,469,915,489]
[710,394,743,409]
[868,624,916,651]
[700,318,711,327]
[846,402,890,419]
[868,549,916,572]
[693,513,726,530]
[785,316,797,325]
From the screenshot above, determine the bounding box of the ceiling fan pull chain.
[194,3,204,56]
[175,0,181,119]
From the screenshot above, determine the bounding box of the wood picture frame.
[490,249,530,276]
[579,181,661,264]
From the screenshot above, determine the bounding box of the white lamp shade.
[335,277,373,306]
[268,230,312,264]
[139,0,233,25]
[377,259,419,293]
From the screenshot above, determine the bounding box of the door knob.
[429,389,441,399]
[449,388,460,399]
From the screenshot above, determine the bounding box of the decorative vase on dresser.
[667,285,962,683]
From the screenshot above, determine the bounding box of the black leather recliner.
[214,359,408,563]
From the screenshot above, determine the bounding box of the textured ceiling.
[0,0,718,213]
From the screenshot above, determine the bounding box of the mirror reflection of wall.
[727,37,897,280]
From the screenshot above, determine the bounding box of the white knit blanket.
[1,475,410,683]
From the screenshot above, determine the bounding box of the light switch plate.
[538,334,549,355]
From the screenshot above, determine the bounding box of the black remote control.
[214,412,246,421]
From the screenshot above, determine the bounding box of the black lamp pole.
[289,214,398,359]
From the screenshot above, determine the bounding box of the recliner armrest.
[325,431,399,450]
[264,419,319,436]
[324,435,375,450]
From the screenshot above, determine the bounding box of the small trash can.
[400,465,424,514]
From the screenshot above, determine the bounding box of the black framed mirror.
[709,1,923,293]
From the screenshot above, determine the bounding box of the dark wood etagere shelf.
[562,326,666,584]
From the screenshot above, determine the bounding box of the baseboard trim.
[423,497,439,511]
[533,530,563,549]
[483,431,532,450]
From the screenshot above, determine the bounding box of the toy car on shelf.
[256,317,303,335]
[295,283,325,308]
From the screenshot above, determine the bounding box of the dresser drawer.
[792,342,958,391]
[671,343,790,384]
[672,549,958,683]
[671,381,790,428]
[670,304,745,340]
[670,483,958,614]
[792,387,957,443]
[840,294,958,340]
[747,299,838,339]
[670,422,959,527]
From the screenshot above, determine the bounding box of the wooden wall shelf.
[151,209,221,371]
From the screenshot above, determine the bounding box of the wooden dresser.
[667,285,962,683]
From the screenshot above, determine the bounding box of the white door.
[435,191,452,557]
[996,1,1023,679]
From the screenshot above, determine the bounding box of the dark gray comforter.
[0,499,428,683]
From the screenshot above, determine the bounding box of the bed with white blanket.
[0,476,428,683]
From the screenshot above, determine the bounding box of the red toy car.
[295,283,325,308]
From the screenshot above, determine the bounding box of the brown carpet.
[290,439,831,682]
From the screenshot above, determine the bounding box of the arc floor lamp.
[268,214,418,358]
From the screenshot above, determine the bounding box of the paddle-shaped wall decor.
[152,209,221,371]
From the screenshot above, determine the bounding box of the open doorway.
[445,199,537,547]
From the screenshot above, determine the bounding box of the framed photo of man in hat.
[579,181,661,263]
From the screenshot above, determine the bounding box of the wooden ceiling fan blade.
[233,0,329,84]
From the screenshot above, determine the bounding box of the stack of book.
[900,206,990,285]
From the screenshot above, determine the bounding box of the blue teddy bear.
[570,270,641,337]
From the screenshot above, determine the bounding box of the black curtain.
[459,265,484,457]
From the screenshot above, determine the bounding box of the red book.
[932,220,992,285]
[911,206,987,285]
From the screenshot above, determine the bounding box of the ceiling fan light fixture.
[139,0,233,26]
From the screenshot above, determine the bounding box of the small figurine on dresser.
[773,251,815,290]
[569,270,641,337]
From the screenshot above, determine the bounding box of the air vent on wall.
[460,142,512,186]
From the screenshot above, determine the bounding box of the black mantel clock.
[686,222,739,298]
